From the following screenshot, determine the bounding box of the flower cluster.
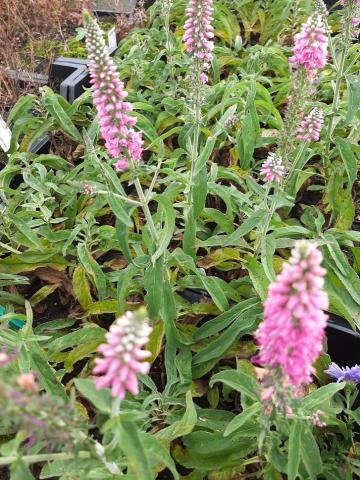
[255,240,328,387]
[260,152,286,183]
[311,410,327,428]
[314,0,328,16]
[289,14,328,79]
[183,0,214,83]
[0,369,84,453]
[93,309,152,399]
[325,362,360,383]
[340,0,360,37]
[83,12,143,171]
[297,108,324,143]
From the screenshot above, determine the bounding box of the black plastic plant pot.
[352,220,360,231]
[324,0,339,7]
[327,314,360,367]
[50,44,118,103]
[28,136,51,155]
[49,58,89,104]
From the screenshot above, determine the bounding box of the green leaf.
[183,208,197,258]
[224,209,267,246]
[77,244,107,301]
[192,307,258,366]
[155,391,197,442]
[261,233,276,281]
[193,166,208,217]
[224,402,261,437]
[152,195,176,262]
[1,431,28,456]
[210,369,259,401]
[42,86,82,142]
[244,255,270,300]
[139,433,179,480]
[47,326,106,358]
[74,378,111,414]
[118,420,154,480]
[29,284,58,306]
[8,214,44,252]
[73,265,93,309]
[117,264,139,313]
[301,426,322,478]
[28,343,67,401]
[335,138,357,190]
[0,273,29,287]
[64,341,101,372]
[144,257,165,318]
[197,275,228,312]
[194,298,260,340]
[10,460,35,480]
[7,94,36,125]
[345,75,360,124]
[148,321,164,363]
[287,420,302,480]
[108,193,133,227]
[302,382,345,412]
[236,85,259,169]
[194,136,216,175]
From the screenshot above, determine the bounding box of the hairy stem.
[133,176,159,245]
[0,452,90,466]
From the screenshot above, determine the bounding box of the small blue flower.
[325,363,360,384]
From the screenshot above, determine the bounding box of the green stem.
[111,397,121,417]
[326,48,347,147]
[325,19,352,161]
[96,190,142,206]
[0,451,90,466]
[133,176,159,244]
[164,8,174,81]
[188,121,200,209]
[255,195,277,258]
[183,63,202,255]
[284,142,308,193]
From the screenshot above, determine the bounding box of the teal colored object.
[0,304,25,330]
[9,318,25,331]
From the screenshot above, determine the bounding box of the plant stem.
[326,49,347,147]
[188,121,200,209]
[133,176,159,244]
[254,194,278,259]
[96,190,142,206]
[284,142,308,193]
[184,67,202,255]
[164,4,174,81]
[111,397,121,417]
[325,17,352,161]
[0,451,90,466]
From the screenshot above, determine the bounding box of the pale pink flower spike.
[255,240,328,388]
[289,14,328,78]
[297,108,324,143]
[183,0,214,83]
[83,12,143,171]
[260,152,286,183]
[93,310,152,399]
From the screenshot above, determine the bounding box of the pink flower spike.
[255,240,328,388]
[93,309,152,399]
[296,108,324,143]
[260,152,285,183]
[83,12,143,171]
[183,0,214,83]
[289,14,328,79]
